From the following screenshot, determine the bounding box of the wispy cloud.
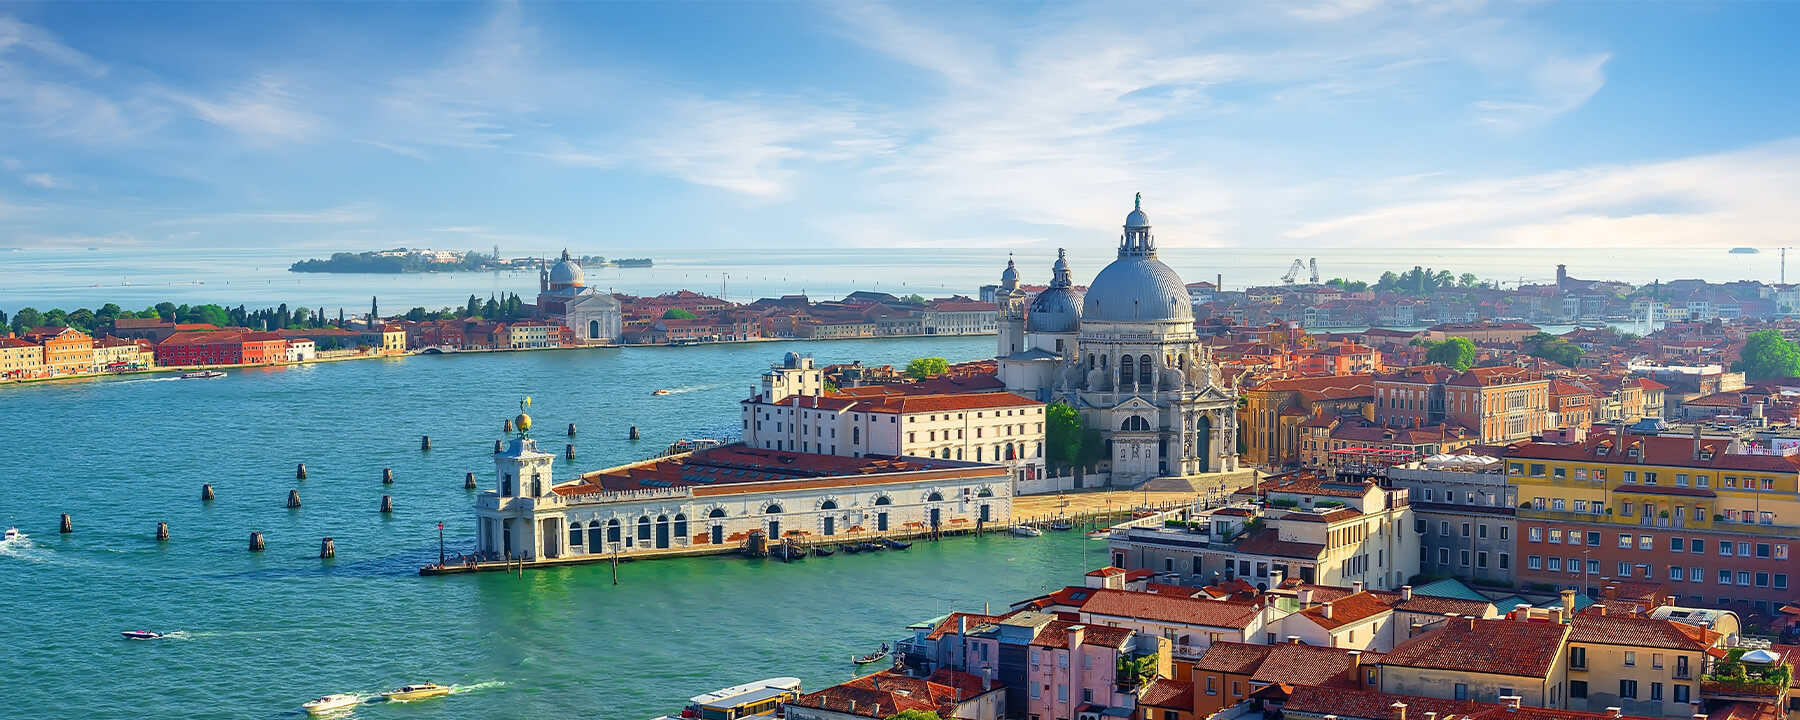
[1288,138,1800,246]
[151,202,379,226]
[1474,53,1609,133]
[20,172,64,189]
[169,74,320,142]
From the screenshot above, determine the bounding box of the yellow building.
[0,336,44,379]
[1565,610,1723,718]
[1505,432,1798,610]
[1239,374,1374,467]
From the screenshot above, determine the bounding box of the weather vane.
[515,396,533,439]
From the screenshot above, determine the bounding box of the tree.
[1735,329,1800,381]
[193,304,230,327]
[902,293,927,305]
[904,356,949,380]
[370,296,380,323]
[886,711,944,720]
[66,308,96,332]
[1045,402,1084,467]
[1458,273,1480,288]
[1425,337,1476,371]
[1527,334,1584,368]
[405,307,429,322]
[155,302,178,320]
[1376,271,1400,293]
[8,307,37,334]
[663,308,698,320]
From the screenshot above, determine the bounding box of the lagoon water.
[0,335,1110,720]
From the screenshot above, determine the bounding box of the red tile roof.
[1507,433,1800,473]
[1298,591,1393,630]
[1230,528,1327,559]
[1191,642,1272,674]
[1568,614,1721,652]
[1282,686,1664,720]
[1079,588,1263,629]
[788,669,998,719]
[1380,618,1569,678]
[1136,678,1192,709]
[1029,621,1135,649]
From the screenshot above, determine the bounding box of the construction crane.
[1281,258,1305,285]
[1308,258,1320,285]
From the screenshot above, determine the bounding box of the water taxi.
[1011,525,1042,537]
[380,682,452,702]
[654,677,801,720]
[120,630,164,640]
[652,388,671,396]
[301,694,360,715]
[179,370,226,379]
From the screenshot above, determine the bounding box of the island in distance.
[289,248,650,274]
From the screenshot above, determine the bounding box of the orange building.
[157,330,289,366]
[23,326,94,375]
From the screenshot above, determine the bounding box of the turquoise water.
[0,336,1109,720]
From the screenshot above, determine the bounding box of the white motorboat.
[655,677,801,720]
[120,630,165,640]
[302,694,360,715]
[179,370,226,379]
[1011,525,1043,537]
[2,525,22,544]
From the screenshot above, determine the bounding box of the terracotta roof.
[1298,591,1393,630]
[1446,366,1546,387]
[1369,591,1495,618]
[1136,678,1192,709]
[1251,642,1382,687]
[788,669,998,719]
[924,612,1001,641]
[1380,618,1568,678]
[1507,433,1800,473]
[1567,614,1721,652]
[0,337,37,348]
[1079,588,1263,629]
[1235,469,1376,499]
[1283,686,1663,720]
[1029,621,1135,650]
[1231,528,1327,559]
[554,443,1001,495]
[1192,642,1273,674]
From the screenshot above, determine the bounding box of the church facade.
[537,250,621,345]
[996,196,1239,485]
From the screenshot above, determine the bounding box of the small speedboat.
[1049,521,1074,531]
[852,643,890,666]
[652,389,670,396]
[120,630,164,640]
[1012,526,1043,537]
[1086,529,1112,540]
[2,525,23,544]
[179,370,226,379]
[381,682,452,702]
[302,694,360,715]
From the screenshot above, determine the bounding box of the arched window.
[821,499,838,511]
[1120,355,1134,386]
[673,513,688,538]
[607,518,621,543]
[975,446,983,461]
[1178,354,1187,370]
[1138,354,1153,385]
[927,491,944,502]
[569,524,583,548]
[1122,416,1151,432]
[708,507,726,519]
[637,516,652,541]
[766,503,784,514]
[587,520,604,548]
[588,319,600,338]
[978,487,995,497]
[852,427,860,445]
[874,495,893,506]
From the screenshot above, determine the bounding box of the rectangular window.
[1548,557,1562,572]
[1644,472,1658,485]
[1757,543,1772,559]
[1650,682,1663,701]
[1480,524,1489,539]
[1454,683,1468,700]
[1670,566,1685,581]
[1624,470,1637,483]
[1499,553,1510,570]
[1206,676,1216,695]
[1673,684,1689,703]
[1550,529,1563,543]
[1619,679,1637,699]
[1460,549,1471,567]
[1625,651,1636,667]
[1739,571,1752,586]
[1671,537,1684,553]
[1528,555,1542,570]
[1530,527,1543,542]
[1640,536,1653,550]
[1721,542,1733,557]
[1462,523,1471,538]
[1570,680,1588,699]
[1619,561,1633,577]
[1619,533,1632,548]
[1588,531,1601,546]
[1776,574,1788,590]
[1691,538,1705,554]
[1718,569,1732,584]
[1756,572,1770,587]
[1478,551,1489,569]
[1554,467,1567,479]
[1570,647,1587,669]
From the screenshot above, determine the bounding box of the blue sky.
[1,0,1797,253]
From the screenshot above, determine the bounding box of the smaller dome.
[1000,256,1019,288]
[783,351,802,368]
[549,249,584,287]
[1027,287,1083,333]
[515,412,532,433]
[1125,191,1149,227]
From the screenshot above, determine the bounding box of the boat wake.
[448,680,507,695]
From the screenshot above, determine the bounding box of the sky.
[0,0,1798,255]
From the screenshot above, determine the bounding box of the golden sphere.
[516,413,532,432]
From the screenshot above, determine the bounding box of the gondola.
[841,542,863,555]
[860,541,884,552]
[773,543,808,562]
[851,643,890,666]
[880,538,912,550]
[813,545,836,557]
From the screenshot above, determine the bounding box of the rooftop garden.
[1702,649,1793,694]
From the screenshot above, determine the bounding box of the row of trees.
[1325,266,1491,295]
[4,292,533,337]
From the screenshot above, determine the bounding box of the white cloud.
[21,172,64,188]
[1287,138,1800,247]
[169,74,320,142]
[151,202,379,226]
[1474,53,1609,132]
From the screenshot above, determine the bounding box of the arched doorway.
[655,515,670,549]
[874,495,891,531]
[1194,415,1212,473]
[821,500,838,536]
[766,503,783,538]
[586,520,603,550]
[709,508,726,545]
[588,319,600,339]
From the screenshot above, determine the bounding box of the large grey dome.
[1028,287,1083,333]
[1082,255,1192,323]
[549,249,584,287]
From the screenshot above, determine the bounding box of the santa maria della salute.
[996,195,1240,484]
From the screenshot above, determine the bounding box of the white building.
[473,409,1015,562]
[537,250,622,344]
[284,339,316,363]
[924,300,999,335]
[997,195,1240,484]
[741,353,1049,490]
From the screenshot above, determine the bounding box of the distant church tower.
[475,403,564,561]
[996,255,1027,358]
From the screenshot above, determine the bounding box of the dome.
[1081,255,1193,323]
[1027,287,1083,333]
[549,249,584,287]
[1125,191,1149,227]
[515,412,533,433]
[783,351,803,368]
[1000,257,1020,288]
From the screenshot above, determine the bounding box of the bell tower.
[476,398,562,561]
[996,255,1027,357]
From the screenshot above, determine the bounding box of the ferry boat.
[1730,247,1760,254]
[380,682,452,702]
[301,694,360,715]
[653,677,801,720]
[179,370,226,379]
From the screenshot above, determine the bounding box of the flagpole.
[438,521,446,567]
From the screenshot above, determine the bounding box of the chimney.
[1693,425,1702,459]
[1593,604,1607,616]
[1425,713,1438,720]
[1501,695,1522,710]
[1604,584,1619,601]
[1348,650,1363,668]
[849,700,857,714]
[1069,624,1086,652]
[1269,569,1285,588]
[1466,616,1477,631]
[1560,589,1577,620]
[1353,580,1365,594]
[1322,602,1335,619]
[1300,588,1316,607]
[1605,709,1622,719]
[1400,585,1413,601]
[1693,715,1709,720]
[1287,635,1302,645]
[1391,701,1408,720]
[982,673,992,692]
[1665,595,1678,608]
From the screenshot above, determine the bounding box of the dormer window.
[1627,446,1640,458]
[1597,444,1611,456]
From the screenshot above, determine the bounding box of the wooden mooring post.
[420,435,432,451]
[286,489,302,508]
[201,484,214,502]
[156,522,169,541]
[465,471,478,490]
[248,532,264,552]
[59,513,72,534]
[380,495,393,514]
[382,467,394,484]
[319,537,334,558]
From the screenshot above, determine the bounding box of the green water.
[0,337,1106,720]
